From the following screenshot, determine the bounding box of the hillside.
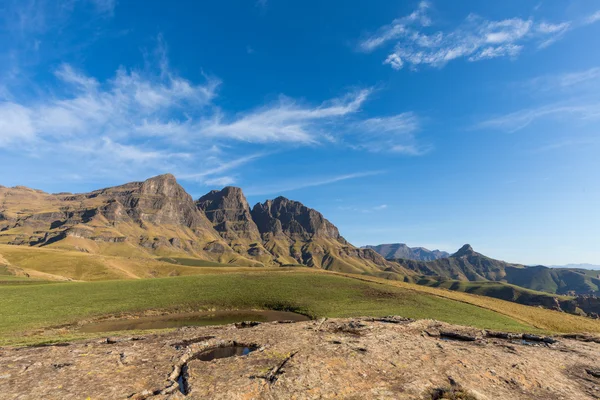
[392,244,600,318]
[364,243,449,261]
[394,244,600,295]
[0,175,406,277]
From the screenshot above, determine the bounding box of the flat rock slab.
[1,318,599,399]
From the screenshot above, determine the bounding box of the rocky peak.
[88,174,214,231]
[251,196,341,240]
[196,187,260,241]
[138,174,179,196]
[453,244,475,258]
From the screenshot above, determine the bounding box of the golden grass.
[334,272,600,334]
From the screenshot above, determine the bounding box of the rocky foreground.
[1,318,599,400]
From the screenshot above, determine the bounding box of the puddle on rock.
[79,310,309,333]
[193,344,259,362]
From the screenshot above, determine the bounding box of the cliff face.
[197,187,261,242]
[247,196,397,273]
[0,175,236,263]
[251,197,342,241]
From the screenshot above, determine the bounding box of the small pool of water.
[79,310,310,333]
[194,344,259,362]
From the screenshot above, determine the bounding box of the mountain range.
[363,243,449,261]
[0,174,406,277]
[388,244,600,296]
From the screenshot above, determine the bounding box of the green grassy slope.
[0,271,536,345]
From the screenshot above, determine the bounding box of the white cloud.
[526,67,600,91]
[584,11,600,25]
[178,153,266,182]
[0,35,426,188]
[0,102,36,146]
[200,89,372,143]
[477,103,600,132]
[359,4,595,70]
[338,203,389,213]
[204,176,237,186]
[245,171,384,195]
[0,61,219,146]
[532,139,597,153]
[359,1,431,52]
[351,112,430,155]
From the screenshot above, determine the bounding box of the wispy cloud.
[203,176,237,186]
[585,11,600,25]
[352,112,431,155]
[201,89,371,143]
[525,67,600,92]
[0,61,219,148]
[245,171,385,196]
[339,204,389,213]
[477,103,600,132]
[178,153,266,182]
[532,138,598,153]
[359,3,600,70]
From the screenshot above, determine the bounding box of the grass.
[0,270,538,346]
[417,278,574,301]
[0,244,279,281]
[338,272,600,335]
[157,256,235,267]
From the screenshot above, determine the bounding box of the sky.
[0,0,599,265]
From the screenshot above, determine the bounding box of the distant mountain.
[393,244,600,318]
[0,175,407,276]
[364,243,449,261]
[550,263,600,270]
[393,244,600,295]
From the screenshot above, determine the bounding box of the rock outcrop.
[251,197,342,241]
[1,318,598,399]
[197,187,261,242]
[0,175,236,263]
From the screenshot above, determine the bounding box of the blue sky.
[1,0,599,265]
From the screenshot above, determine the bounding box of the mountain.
[550,263,600,270]
[392,244,600,318]
[0,174,240,262]
[394,244,600,295]
[250,196,396,274]
[196,186,273,265]
[0,175,406,276]
[364,243,449,261]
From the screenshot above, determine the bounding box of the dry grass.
[334,272,600,334]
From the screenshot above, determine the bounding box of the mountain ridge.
[0,175,406,276]
[363,243,450,261]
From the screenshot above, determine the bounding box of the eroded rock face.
[82,174,214,231]
[1,318,598,400]
[197,187,261,241]
[251,197,341,241]
[0,174,225,260]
